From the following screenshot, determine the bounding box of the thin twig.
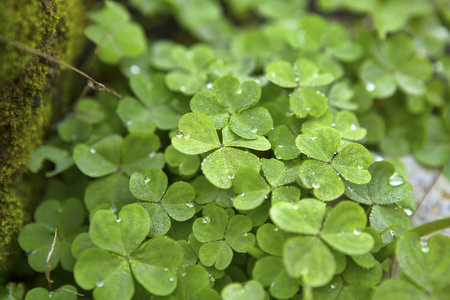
[46,228,58,291]
[411,172,442,219]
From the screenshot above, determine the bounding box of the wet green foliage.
[4,0,450,299]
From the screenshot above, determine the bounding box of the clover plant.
[3,1,450,300]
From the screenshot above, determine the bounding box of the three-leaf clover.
[28,145,74,177]
[129,167,196,236]
[191,75,273,139]
[296,127,372,200]
[266,58,334,118]
[74,204,184,299]
[270,200,374,287]
[73,133,164,178]
[192,204,255,270]
[172,113,270,189]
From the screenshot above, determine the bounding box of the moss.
[0,0,91,274]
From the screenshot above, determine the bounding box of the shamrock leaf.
[129,167,196,236]
[267,125,301,160]
[192,205,255,270]
[221,280,266,300]
[321,201,374,255]
[252,256,300,299]
[171,265,221,300]
[256,223,294,256]
[73,133,164,178]
[344,161,413,205]
[296,127,372,200]
[84,2,146,64]
[231,168,271,210]
[191,175,234,208]
[28,145,74,177]
[369,206,413,245]
[24,285,78,300]
[172,113,263,189]
[165,145,200,176]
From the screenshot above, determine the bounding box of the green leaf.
[116,96,156,133]
[344,161,412,205]
[213,75,261,112]
[232,168,270,210]
[171,265,212,299]
[369,205,413,244]
[267,126,300,160]
[34,198,84,229]
[360,60,396,99]
[165,71,204,95]
[74,248,133,300]
[333,111,366,140]
[162,182,196,221]
[283,236,336,287]
[165,145,200,176]
[299,160,344,201]
[321,201,374,255]
[290,88,328,118]
[225,214,255,252]
[28,145,73,177]
[201,147,260,189]
[89,204,150,255]
[256,223,293,256]
[25,285,78,300]
[190,91,229,129]
[222,126,271,151]
[57,116,91,143]
[372,279,427,300]
[252,256,300,299]
[139,203,171,237]
[261,158,298,187]
[296,127,340,162]
[266,60,298,88]
[130,237,184,296]
[221,280,266,300]
[193,205,228,243]
[230,107,273,139]
[71,233,95,259]
[332,143,372,184]
[129,168,168,202]
[73,135,122,178]
[199,241,233,270]
[172,113,220,155]
[270,200,326,235]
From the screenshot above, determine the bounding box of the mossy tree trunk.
[0,0,91,276]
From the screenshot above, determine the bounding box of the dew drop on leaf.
[311,135,317,140]
[148,151,156,158]
[180,86,187,92]
[353,228,362,235]
[347,186,354,192]
[357,165,364,170]
[228,172,235,179]
[306,107,311,111]
[182,272,187,277]
[186,202,195,208]
[90,148,96,154]
[331,122,336,127]
[146,82,153,89]
[274,227,279,232]
[58,208,63,213]
[125,120,133,126]
[312,182,320,189]
[202,216,211,224]
[365,82,376,92]
[116,217,121,223]
[236,88,242,94]
[240,192,245,196]
[350,124,357,130]
[176,131,183,138]
[144,176,150,183]
[179,163,183,168]
[293,205,299,210]
[278,144,284,148]
[164,267,169,271]
[169,276,175,282]
[184,133,190,139]
[206,82,213,89]
[389,229,395,236]
[243,232,248,237]
[250,127,257,133]
[269,281,275,287]
[330,283,337,290]
[389,173,404,186]
[96,280,104,287]
[404,208,413,216]
[421,247,430,253]
[129,65,141,75]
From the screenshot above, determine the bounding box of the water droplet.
[179,163,184,168]
[144,177,150,183]
[148,151,156,158]
[350,124,357,130]
[421,246,430,253]
[240,192,245,196]
[293,205,299,210]
[116,217,121,223]
[331,122,336,127]
[306,107,311,111]
[243,233,248,237]
[186,51,193,59]
[228,172,234,179]
[366,82,376,92]
[278,144,284,148]
[300,266,308,275]
[254,79,261,85]
[182,272,187,277]
[129,65,141,75]
[202,216,211,224]
[236,88,242,94]
[146,83,153,89]
[269,281,275,287]
[180,86,187,92]
[295,76,300,83]
[404,208,413,216]
[312,182,320,189]
[274,227,279,231]
[90,148,96,154]
[186,202,195,208]
[264,194,269,199]
[206,82,213,89]
[58,208,63,213]
[169,276,175,282]
[389,173,404,186]
[96,280,104,287]
[347,186,354,192]
[353,228,362,235]
[184,133,190,139]
[250,127,258,133]
[176,131,183,138]
[311,135,317,140]
[389,229,395,236]
[164,267,169,271]
[357,165,364,170]
[331,283,337,289]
